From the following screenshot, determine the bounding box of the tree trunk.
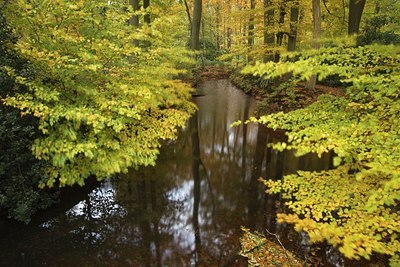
[248,0,256,62]
[248,0,256,46]
[143,0,150,24]
[216,3,221,49]
[129,0,140,47]
[263,0,275,62]
[129,0,139,27]
[287,0,299,52]
[275,0,287,62]
[306,0,321,90]
[348,0,366,35]
[374,2,380,14]
[191,0,202,50]
[202,17,205,51]
[227,27,232,49]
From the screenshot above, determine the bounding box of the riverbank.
[194,66,345,115]
[222,70,390,267]
[229,70,345,114]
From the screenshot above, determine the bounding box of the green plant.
[357,14,400,46]
[241,44,400,265]
[2,0,196,188]
[0,9,59,223]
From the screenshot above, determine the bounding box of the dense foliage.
[0,107,59,222]
[0,11,59,223]
[242,43,400,265]
[2,0,195,188]
[357,14,400,46]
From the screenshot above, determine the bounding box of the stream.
[1,80,338,266]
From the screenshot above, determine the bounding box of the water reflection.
[0,80,332,266]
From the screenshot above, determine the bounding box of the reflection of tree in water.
[195,81,335,263]
[43,181,156,266]
[0,80,336,266]
[243,124,334,263]
[191,112,203,264]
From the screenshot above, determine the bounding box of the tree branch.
[265,228,294,267]
[183,0,192,29]
[322,0,347,23]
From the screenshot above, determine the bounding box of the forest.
[0,0,399,266]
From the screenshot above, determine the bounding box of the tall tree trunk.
[129,0,140,46]
[348,0,366,35]
[248,0,256,62]
[216,3,221,49]
[306,0,321,90]
[143,0,151,48]
[129,0,139,27]
[143,0,150,24]
[227,27,232,49]
[287,0,299,52]
[191,0,202,50]
[263,0,275,62]
[248,0,256,46]
[202,17,206,53]
[374,2,380,14]
[275,0,287,62]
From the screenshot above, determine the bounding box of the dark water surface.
[1,80,335,266]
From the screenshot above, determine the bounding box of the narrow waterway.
[0,80,334,266]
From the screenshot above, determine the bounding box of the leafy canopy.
[242,43,400,265]
[2,0,195,187]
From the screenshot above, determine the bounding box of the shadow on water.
[0,80,340,266]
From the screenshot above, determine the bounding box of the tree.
[129,0,140,47]
[247,0,256,62]
[305,0,321,90]
[348,0,366,35]
[129,0,139,27]
[0,7,60,222]
[144,0,150,24]
[191,0,202,50]
[2,0,195,187]
[357,1,400,46]
[263,0,275,62]
[242,44,400,265]
[287,0,299,52]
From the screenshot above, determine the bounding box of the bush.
[0,10,59,223]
